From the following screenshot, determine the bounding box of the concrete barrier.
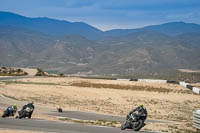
[186,85,194,90]
[179,81,200,94]
[193,87,200,94]
[115,78,200,95]
[179,81,189,88]
[167,80,179,84]
[117,79,130,81]
[129,78,138,81]
[138,79,167,83]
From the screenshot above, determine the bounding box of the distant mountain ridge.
[1,11,200,40]
[0,11,103,40]
[0,11,200,75]
[105,22,200,37]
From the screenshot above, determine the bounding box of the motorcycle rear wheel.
[133,120,144,131]
[18,111,26,119]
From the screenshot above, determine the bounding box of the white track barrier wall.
[117,79,130,81]
[179,81,200,94]
[179,81,189,88]
[115,78,200,94]
[193,87,200,94]
[138,79,167,83]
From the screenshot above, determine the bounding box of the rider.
[22,101,35,110]
[56,105,63,112]
[6,104,17,116]
[129,105,147,120]
[20,101,35,118]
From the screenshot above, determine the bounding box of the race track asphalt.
[0,118,156,133]
[48,111,171,124]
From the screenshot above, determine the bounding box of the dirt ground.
[0,77,199,132]
[191,83,200,88]
[21,68,38,76]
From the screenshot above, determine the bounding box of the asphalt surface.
[49,110,124,121]
[48,111,171,124]
[0,118,155,133]
[0,76,36,81]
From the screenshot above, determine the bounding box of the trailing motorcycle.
[56,105,63,113]
[121,112,147,131]
[2,110,10,118]
[2,105,17,118]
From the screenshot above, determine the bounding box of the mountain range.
[0,11,200,76]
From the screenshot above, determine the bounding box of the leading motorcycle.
[121,112,147,131]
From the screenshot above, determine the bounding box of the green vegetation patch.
[0,73,26,76]
[2,81,61,86]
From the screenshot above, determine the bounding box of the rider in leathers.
[19,101,35,118]
[6,104,17,116]
[129,105,147,121]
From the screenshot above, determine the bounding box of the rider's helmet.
[138,105,144,112]
[29,101,34,105]
[56,105,60,109]
[12,104,17,111]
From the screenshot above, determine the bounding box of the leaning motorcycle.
[17,107,34,119]
[121,112,147,131]
[1,110,10,118]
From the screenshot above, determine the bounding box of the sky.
[0,0,200,31]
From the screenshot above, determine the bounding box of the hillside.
[0,12,200,76]
[0,11,103,40]
[92,31,200,74]
[2,12,200,40]
[105,22,200,37]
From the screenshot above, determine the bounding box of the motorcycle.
[56,105,63,113]
[57,108,63,113]
[2,110,10,118]
[121,112,147,131]
[1,107,16,118]
[17,107,34,119]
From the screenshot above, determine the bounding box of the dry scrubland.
[0,77,199,132]
[191,83,200,88]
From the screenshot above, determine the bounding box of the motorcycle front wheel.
[2,111,9,118]
[133,120,144,131]
[121,121,128,130]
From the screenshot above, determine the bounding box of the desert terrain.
[0,77,199,132]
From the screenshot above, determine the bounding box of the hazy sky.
[0,0,200,30]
